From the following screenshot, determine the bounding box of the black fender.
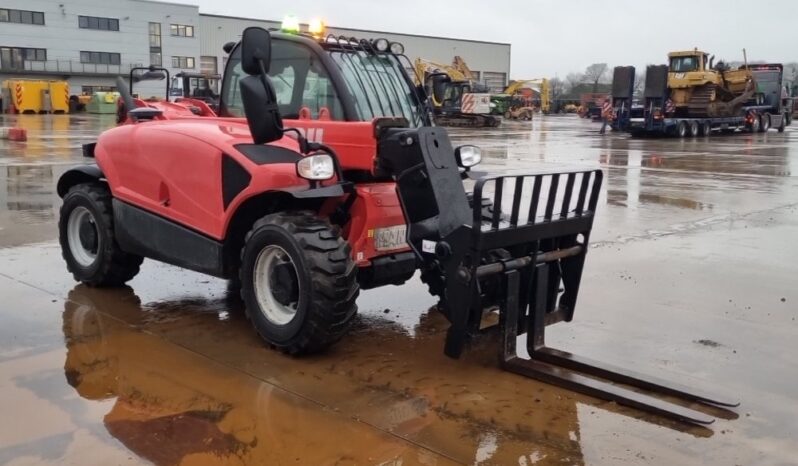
[57,164,105,198]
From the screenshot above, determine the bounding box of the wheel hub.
[66,206,99,267]
[78,219,98,253]
[253,245,300,325]
[270,262,298,306]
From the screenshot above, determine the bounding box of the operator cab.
[668,51,707,73]
[219,27,429,127]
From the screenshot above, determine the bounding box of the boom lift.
[56,24,737,426]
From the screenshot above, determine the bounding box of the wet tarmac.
[0,114,796,465]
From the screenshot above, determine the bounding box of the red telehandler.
[57,26,737,425]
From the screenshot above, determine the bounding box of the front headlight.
[455,145,482,168]
[297,154,335,180]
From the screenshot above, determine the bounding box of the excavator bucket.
[376,125,739,426]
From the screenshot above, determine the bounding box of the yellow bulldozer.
[667,48,756,117]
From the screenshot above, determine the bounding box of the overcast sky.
[171,0,798,79]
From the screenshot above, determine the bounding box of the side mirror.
[429,73,450,104]
[241,27,271,76]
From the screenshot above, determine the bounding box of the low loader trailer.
[614,64,791,136]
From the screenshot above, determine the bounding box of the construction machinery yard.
[1,3,798,465]
[2,111,797,465]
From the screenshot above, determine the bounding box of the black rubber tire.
[701,121,712,136]
[750,115,761,133]
[677,121,687,137]
[689,120,700,137]
[778,114,786,133]
[761,114,771,133]
[239,211,358,355]
[59,183,143,286]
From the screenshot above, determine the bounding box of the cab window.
[670,56,698,73]
[221,40,344,120]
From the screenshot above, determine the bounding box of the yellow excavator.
[492,79,551,118]
[413,57,500,127]
[667,48,756,117]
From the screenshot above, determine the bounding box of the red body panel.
[105,99,409,263]
[98,119,313,240]
[345,183,410,266]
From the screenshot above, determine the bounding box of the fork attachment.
[451,171,739,425]
[377,127,738,425]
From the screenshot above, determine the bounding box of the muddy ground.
[0,114,795,465]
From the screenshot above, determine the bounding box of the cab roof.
[668,50,706,58]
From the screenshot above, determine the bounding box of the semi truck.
[613,63,792,136]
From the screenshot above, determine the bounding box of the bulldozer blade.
[502,356,716,425]
[533,347,740,408]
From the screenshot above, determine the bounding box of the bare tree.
[584,63,609,93]
[549,77,565,101]
[565,72,584,94]
[633,69,646,98]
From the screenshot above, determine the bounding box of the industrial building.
[0,0,511,98]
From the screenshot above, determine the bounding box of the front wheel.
[240,211,359,355]
[59,183,143,286]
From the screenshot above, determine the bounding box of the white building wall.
[0,1,509,97]
[0,0,199,94]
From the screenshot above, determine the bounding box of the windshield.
[328,50,424,127]
[670,56,699,72]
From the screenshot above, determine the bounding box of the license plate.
[374,225,407,251]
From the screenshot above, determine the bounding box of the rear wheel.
[240,211,358,355]
[677,121,688,138]
[778,114,786,133]
[689,120,700,137]
[761,114,771,132]
[701,121,712,136]
[750,115,761,133]
[59,183,143,286]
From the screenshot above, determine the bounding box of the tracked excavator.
[668,49,756,118]
[413,57,500,127]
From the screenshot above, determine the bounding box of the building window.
[78,15,119,31]
[80,51,121,65]
[172,56,195,69]
[170,24,194,37]
[0,47,46,70]
[148,22,162,66]
[0,8,45,25]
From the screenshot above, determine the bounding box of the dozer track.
[686,84,716,118]
[435,113,501,128]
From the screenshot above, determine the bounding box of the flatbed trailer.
[613,64,792,137]
[626,104,786,137]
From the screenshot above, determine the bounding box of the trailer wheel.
[689,120,700,137]
[59,183,143,286]
[701,121,712,136]
[240,211,359,355]
[677,121,688,138]
[778,114,786,133]
[750,115,761,133]
[760,114,771,133]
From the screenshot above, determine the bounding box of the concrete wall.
[199,14,511,89]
